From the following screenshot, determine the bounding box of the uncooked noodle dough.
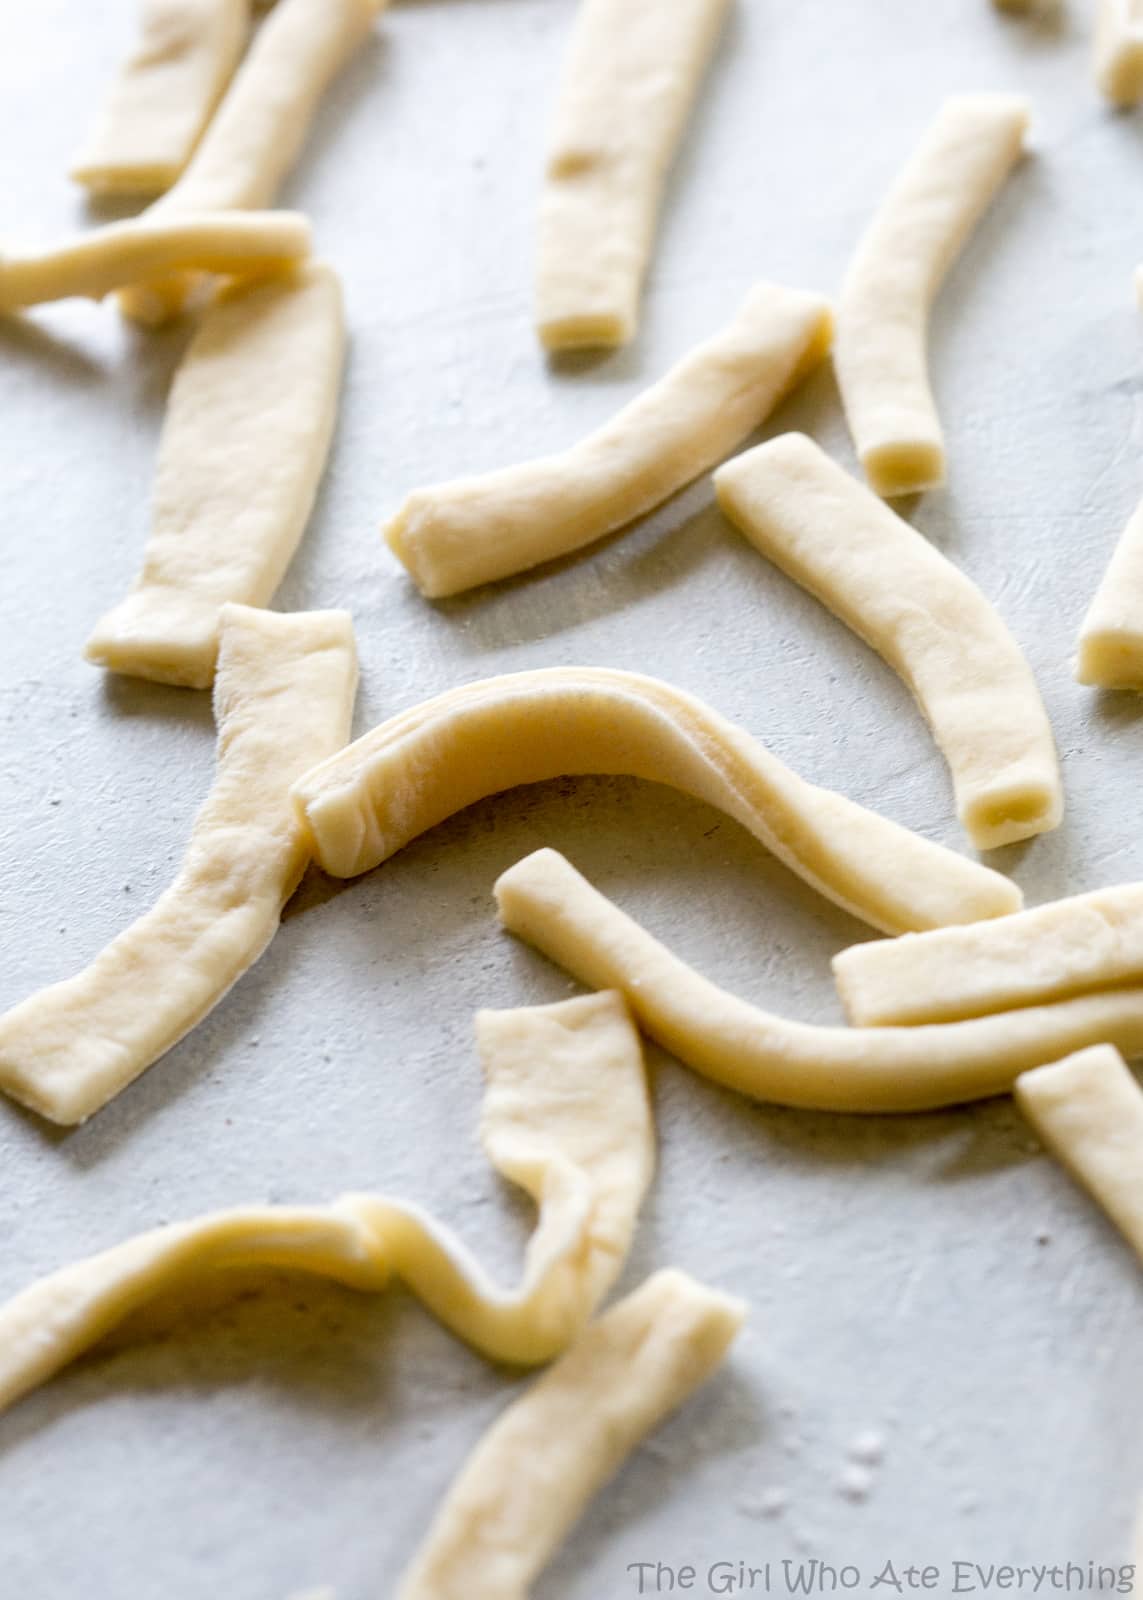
[0,211,310,312]
[1015,1045,1143,1263]
[118,0,387,324]
[1094,1,1143,107]
[536,0,731,349]
[834,94,1029,497]
[385,282,832,597]
[290,666,1022,934]
[0,606,357,1125]
[70,0,250,196]
[1076,491,1143,690]
[0,992,653,1412]
[833,882,1143,1028]
[86,262,345,689]
[396,1269,744,1600]
[494,847,1143,1114]
[714,433,1062,850]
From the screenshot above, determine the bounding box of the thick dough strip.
[495,847,1143,1114]
[834,882,1143,1028]
[119,0,387,324]
[86,262,345,689]
[0,211,309,312]
[1015,1046,1143,1263]
[0,605,357,1126]
[385,282,833,598]
[0,993,652,1413]
[715,434,1062,850]
[1076,493,1143,690]
[835,94,1029,497]
[70,0,250,196]
[1094,2,1143,107]
[536,0,731,350]
[290,666,1022,935]
[397,1269,744,1600]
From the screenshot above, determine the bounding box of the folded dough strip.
[386,283,833,598]
[834,94,1029,497]
[536,0,731,350]
[0,605,357,1126]
[1076,492,1143,690]
[0,211,310,312]
[1015,1046,1143,1263]
[397,1269,745,1600]
[119,0,387,324]
[0,993,652,1413]
[290,666,1021,934]
[70,0,250,196]
[834,882,1143,1028]
[1094,2,1143,107]
[715,433,1062,850]
[86,262,345,689]
[495,848,1143,1114]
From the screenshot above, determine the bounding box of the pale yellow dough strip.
[1094,2,1143,106]
[834,882,1143,1028]
[386,283,833,598]
[397,1269,744,1600]
[494,847,1143,1114]
[0,605,357,1125]
[70,0,250,196]
[835,94,1030,497]
[1015,1045,1143,1262]
[715,434,1062,851]
[86,262,345,690]
[1076,490,1143,689]
[290,666,1021,935]
[119,0,387,324]
[0,992,652,1411]
[0,211,310,313]
[536,0,731,350]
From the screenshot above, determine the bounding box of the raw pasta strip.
[119,0,387,324]
[86,263,345,689]
[290,666,1022,934]
[1076,493,1143,689]
[536,0,731,350]
[386,282,833,598]
[1015,1046,1143,1262]
[494,848,1143,1114]
[715,433,1062,850]
[834,883,1143,1028]
[70,0,250,196]
[0,211,310,312]
[834,94,1029,497]
[397,1269,744,1600]
[0,993,652,1412]
[1094,2,1143,107]
[0,605,357,1126]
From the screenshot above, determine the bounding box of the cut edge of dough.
[1075,624,1143,691]
[860,438,946,499]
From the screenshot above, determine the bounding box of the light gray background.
[1,1,1141,1595]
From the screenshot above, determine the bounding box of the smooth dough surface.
[1015,1045,1143,1262]
[0,211,310,312]
[70,0,250,195]
[834,94,1029,497]
[536,0,731,349]
[714,433,1062,850]
[834,881,1143,1028]
[290,666,1022,935]
[0,605,357,1125]
[0,992,652,1412]
[495,847,1143,1114]
[397,1269,745,1600]
[119,0,387,323]
[386,282,833,598]
[1094,1,1143,106]
[86,262,346,689]
[1076,493,1143,689]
